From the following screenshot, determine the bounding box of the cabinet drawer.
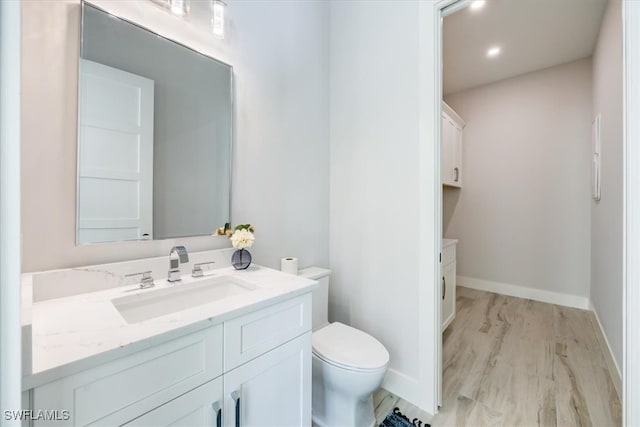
[442,243,456,266]
[123,377,223,427]
[33,325,223,426]
[224,294,311,371]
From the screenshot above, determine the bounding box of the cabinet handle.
[454,167,459,182]
[442,276,446,300]
[231,390,241,427]
[211,401,222,427]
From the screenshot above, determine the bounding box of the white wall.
[591,0,623,370]
[21,0,329,272]
[444,58,593,299]
[330,0,439,411]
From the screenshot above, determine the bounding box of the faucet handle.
[124,271,155,289]
[192,261,216,278]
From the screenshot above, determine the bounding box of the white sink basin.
[112,275,256,323]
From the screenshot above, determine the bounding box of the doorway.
[431,0,632,423]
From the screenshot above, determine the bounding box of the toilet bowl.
[299,267,390,427]
[312,322,389,427]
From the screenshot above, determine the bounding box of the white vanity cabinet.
[32,294,312,427]
[441,102,464,188]
[441,239,457,331]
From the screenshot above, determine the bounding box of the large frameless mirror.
[76,2,233,245]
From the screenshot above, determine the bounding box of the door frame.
[623,1,640,424]
[0,0,23,421]
[429,0,639,424]
[427,0,470,414]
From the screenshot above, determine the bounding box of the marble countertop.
[24,265,317,389]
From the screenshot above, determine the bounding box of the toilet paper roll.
[280,257,299,275]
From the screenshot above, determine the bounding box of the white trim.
[423,0,467,414]
[382,369,431,415]
[417,0,453,415]
[589,300,622,399]
[623,1,640,425]
[457,276,590,310]
[441,0,471,17]
[0,0,22,423]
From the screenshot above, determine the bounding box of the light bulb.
[487,46,501,58]
[470,0,486,11]
[170,0,189,17]
[212,0,226,40]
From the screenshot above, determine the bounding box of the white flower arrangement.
[215,223,256,250]
[230,228,254,249]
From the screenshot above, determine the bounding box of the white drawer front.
[123,377,223,427]
[442,244,456,266]
[34,325,223,426]
[224,294,311,371]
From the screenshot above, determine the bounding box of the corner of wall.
[588,299,622,399]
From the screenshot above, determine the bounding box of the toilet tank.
[298,266,331,331]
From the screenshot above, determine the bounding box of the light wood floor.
[374,287,621,427]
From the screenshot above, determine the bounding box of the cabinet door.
[442,111,463,188]
[452,123,462,186]
[441,262,456,331]
[441,112,455,185]
[223,333,311,427]
[124,377,223,427]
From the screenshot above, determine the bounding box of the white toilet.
[299,267,390,427]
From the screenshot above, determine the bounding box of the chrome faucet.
[168,246,189,282]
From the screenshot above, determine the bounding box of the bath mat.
[379,407,430,427]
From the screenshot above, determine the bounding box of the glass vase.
[231,248,252,270]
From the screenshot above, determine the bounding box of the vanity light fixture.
[469,0,486,11]
[487,46,501,58]
[211,0,226,39]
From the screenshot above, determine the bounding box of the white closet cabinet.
[441,102,464,188]
[441,239,457,331]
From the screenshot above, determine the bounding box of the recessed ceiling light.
[487,46,501,58]
[470,0,486,11]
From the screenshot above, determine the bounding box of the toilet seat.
[312,322,389,372]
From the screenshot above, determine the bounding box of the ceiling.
[443,0,608,95]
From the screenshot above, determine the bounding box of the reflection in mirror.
[77,2,233,245]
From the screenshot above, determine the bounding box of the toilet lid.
[312,322,389,371]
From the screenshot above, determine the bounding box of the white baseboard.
[381,368,420,408]
[589,300,622,399]
[457,276,590,310]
